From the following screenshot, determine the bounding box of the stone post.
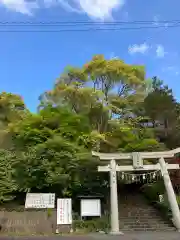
[109,159,122,234]
[159,157,180,231]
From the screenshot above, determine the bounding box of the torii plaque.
[92,148,180,234]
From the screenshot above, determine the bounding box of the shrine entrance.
[92,149,180,235]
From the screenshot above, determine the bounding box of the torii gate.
[92,148,180,234]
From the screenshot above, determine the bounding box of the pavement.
[0,232,180,240]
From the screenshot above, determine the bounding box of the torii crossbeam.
[92,148,180,234]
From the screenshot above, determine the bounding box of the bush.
[47,208,53,218]
[140,181,180,222]
[176,195,180,205]
[141,181,165,203]
[154,201,172,220]
[73,217,110,233]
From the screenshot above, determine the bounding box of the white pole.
[109,159,122,234]
[159,157,180,231]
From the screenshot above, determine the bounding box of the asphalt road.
[0,232,180,240]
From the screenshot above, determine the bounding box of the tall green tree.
[0,55,170,202]
[0,92,28,149]
[9,105,107,197]
[39,55,159,152]
[0,92,27,127]
[0,150,17,202]
[138,77,179,148]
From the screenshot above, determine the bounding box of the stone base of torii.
[92,148,180,234]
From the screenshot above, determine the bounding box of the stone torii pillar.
[92,148,180,233]
[109,159,120,234]
[92,152,132,235]
[159,157,180,231]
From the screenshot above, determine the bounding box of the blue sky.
[0,0,180,112]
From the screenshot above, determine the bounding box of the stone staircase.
[118,184,176,232]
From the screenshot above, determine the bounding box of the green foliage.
[0,92,28,128]
[47,208,53,218]
[0,150,17,202]
[141,182,180,221]
[73,217,110,233]
[141,181,165,202]
[155,202,172,220]
[12,135,95,194]
[124,138,165,152]
[176,195,180,205]
[7,105,105,197]
[137,76,179,149]
[0,55,179,203]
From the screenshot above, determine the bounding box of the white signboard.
[81,199,101,217]
[57,198,72,225]
[25,193,55,208]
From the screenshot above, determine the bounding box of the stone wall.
[0,209,70,234]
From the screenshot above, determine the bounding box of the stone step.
[122,228,176,231]
[119,221,173,227]
[121,224,174,227]
[120,227,175,230]
[119,219,172,224]
[117,192,176,232]
[119,217,173,222]
[119,216,169,219]
[119,215,165,219]
[119,212,163,216]
[119,207,161,212]
[119,211,164,215]
[120,226,175,231]
[120,226,174,230]
[119,222,173,227]
[119,216,166,220]
[119,206,160,210]
[119,220,173,224]
[119,208,159,211]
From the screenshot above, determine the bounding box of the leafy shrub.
[141,181,165,202]
[154,201,172,220]
[73,217,110,233]
[47,208,53,218]
[176,195,180,205]
[140,181,180,222]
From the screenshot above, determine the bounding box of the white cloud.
[153,15,169,28]
[128,43,150,55]
[59,0,125,20]
[153,15,159,26]
[0,0,38,15]
[0,0,125,19]
[156,45,166,58]
[56,0,81,13]
[110,52,119,59]
[162,66,179,76]
[123,11,129,21]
